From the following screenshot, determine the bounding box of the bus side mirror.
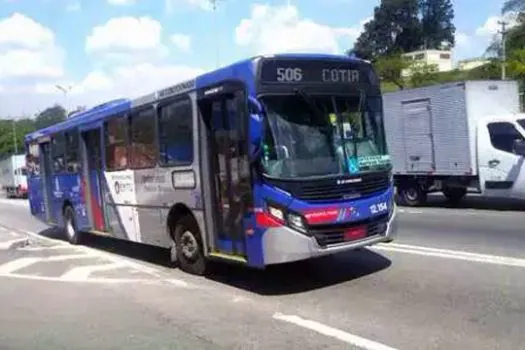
[248,96,264,161]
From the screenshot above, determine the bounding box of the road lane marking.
[273,313,397,350]
[60,262,127,281]
[0,238,28,250]
[0,257,41,274]
[19,229,191,287]
[398,207,522,216]
[3,273,166,284]
[0,254,94,274]
[374,243,525,268]
[18,245,72,251]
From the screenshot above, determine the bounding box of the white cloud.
[3,63,206,115]
[235,4,366,55]
[170,33,191,52]
[86,16,162,52]
[453,12,520,61]
[0,13,64,80]
[0,13,54,49]
[108,0,135,5]
[475,12,519,37]
[85,16,168,63]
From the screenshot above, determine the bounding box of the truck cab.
[476,113,525,200]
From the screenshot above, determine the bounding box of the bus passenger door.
[81,129,107,232]
[40,142,55,223]
[199,85,252,258]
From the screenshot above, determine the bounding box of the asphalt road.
[0,197,524,350]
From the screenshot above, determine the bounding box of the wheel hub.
[405,188,418,201]
[180,231,198,259]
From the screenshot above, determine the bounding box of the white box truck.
[383,80,525,206]
[0,154,28,198]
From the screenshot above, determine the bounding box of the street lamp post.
[55,84,73,116]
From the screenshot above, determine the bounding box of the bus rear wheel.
[172,215,207,276]
[63,206,82,245]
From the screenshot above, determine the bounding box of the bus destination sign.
[259,59,368,85]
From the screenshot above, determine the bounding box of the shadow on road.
[34,227,391,295]
[406,194,525,212]
[205,249,391,296]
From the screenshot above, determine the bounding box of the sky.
[0,0,515,116]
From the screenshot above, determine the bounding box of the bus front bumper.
[262,206,398,266]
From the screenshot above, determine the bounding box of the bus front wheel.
[63,206,82,245]
[172,215,207,276]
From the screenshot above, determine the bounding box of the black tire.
[397,184,427,207]
[443,187,467,205]
[63,206,82,245]
[173,215,208,276]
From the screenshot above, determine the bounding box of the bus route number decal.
[277,68,303,82]
[369,201,388,215]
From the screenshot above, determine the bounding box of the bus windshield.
[259,93,390,179]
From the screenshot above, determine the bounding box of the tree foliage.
[34,104,67,130]
[375,54,411,89]
[502,0,525,14]
[351,0,455,60]
[0,104,66,158]
[420,0,455,49]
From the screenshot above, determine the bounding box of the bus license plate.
[344,226,367,241]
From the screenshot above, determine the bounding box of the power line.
[498,20,508,80]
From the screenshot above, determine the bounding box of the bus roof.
[25,53,367,142]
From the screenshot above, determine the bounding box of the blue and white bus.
[25,53,398,275]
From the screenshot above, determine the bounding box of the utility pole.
[11,118,17,154]
[498,20,508,80]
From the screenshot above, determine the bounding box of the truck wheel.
[172,215,208,276]
[63,206,82,245]
[443,187,467,205]
[397,184,427,207]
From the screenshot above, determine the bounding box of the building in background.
[402,49,453,77]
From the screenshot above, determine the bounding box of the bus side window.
[129,107,157,169]
[105,117,128,171]
[65,130,80,173]
[158,96,193,166]
[26,143,40,176]
[51,133,66,173]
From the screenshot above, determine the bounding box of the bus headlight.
[287,212,307,233]
[268,205,285,222]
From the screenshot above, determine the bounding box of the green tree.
[375,54,411,88]
[351,0,456,59]
[352,0,422,60]
[409,62,440,87]
[34,104,66,130]
[502,0,525,14]
[420,0,455,49]
[0,118,36,157]
[508,49,525,77]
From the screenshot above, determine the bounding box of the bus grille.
[309,214,389,247]
[265,171,390,202]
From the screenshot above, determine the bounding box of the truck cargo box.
[382,80,520,176]
[0,154,27,197]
